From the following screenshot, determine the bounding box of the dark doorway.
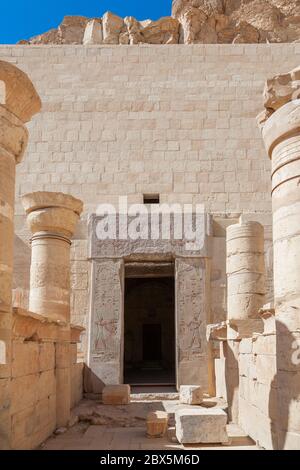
[143,324,162,361]
[124,273,175,386]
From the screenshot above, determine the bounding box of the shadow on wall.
[224,341,239,423]
[83,364,106,397]
[270,319,300,450]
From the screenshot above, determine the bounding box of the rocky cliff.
[172,0,300,43]
[18,1,300,45]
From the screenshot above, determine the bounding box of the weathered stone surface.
[88,259,124,387]
[263,66,300,116]
[21,16,90,45]
[102,12,124,45]
[146,411,168,438]
[18,0,300,44]
[22,191,83,322]
[59,16,89,44]
[11,341,39,378]
[259,68,300,450]
[102,385,130,405]
[227,221,265,321]
[206,321,227,341]
[0,60,41,123]
[124,17,144,44]
[179,385,204,405]
[175,407,229,444]
[172,0,300,43]
[175,258,210,390]
[83,20,103,45]
[141,17,180,44]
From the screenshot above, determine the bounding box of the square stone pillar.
[0,61,41,449]
[175,257,210,391]
[87,259,124,388]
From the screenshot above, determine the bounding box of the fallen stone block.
[102,384,130,405]
[175,408,229,444]
[180,385,203,405]
[146,411,168,438]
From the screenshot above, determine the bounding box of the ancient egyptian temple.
[0,0,300,451]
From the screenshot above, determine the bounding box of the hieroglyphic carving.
[91,259,124,364]
[176,258,209,387]
[177,259,206,361]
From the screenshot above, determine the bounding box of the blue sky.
[0,0,173,44]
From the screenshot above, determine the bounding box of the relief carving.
[30,262,69,289]
[91,260,123,361]
[176,259,207,362]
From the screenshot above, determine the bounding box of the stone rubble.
[179,385,204,405]
[146,411,169,438]
[175,407,229,444]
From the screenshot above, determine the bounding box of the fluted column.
[22,192,83,323]
[260,98,300,449]
[227,221,265,322]
[0,60,41,449]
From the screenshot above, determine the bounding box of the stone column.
[22,192,83,323]
[226,221,265,322]
[0,61,41,449]
[225,220,265,423]
[87,259,124,389]
[175,257,211,391]
[22,191,83,427]
[260,96,300,449]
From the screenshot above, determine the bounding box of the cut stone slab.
[175,408,229,444]
[146,411,168,438]
[180,385,203,405]
[102,385,130,405]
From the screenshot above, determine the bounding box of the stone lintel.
[88,212,213,259]
[125,261,174,278]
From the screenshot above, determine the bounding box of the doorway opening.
[124,266,175,386]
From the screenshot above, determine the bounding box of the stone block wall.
[5,308,84,449]
[0,43,299,355]
[238,319,277,449]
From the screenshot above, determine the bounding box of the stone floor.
[40,395,258,451]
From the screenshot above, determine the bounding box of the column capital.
[22,191,83,239]
[0,60,41,123]
[0,61,41,164]
[258,65,300,157]
[261,100,300,159]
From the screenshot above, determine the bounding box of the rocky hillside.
[172,0,300,43]
[18,1,300,45]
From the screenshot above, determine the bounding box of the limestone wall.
[7,308,83,449]
[1,43,300,353]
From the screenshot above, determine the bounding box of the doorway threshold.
[131,385,178,399]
